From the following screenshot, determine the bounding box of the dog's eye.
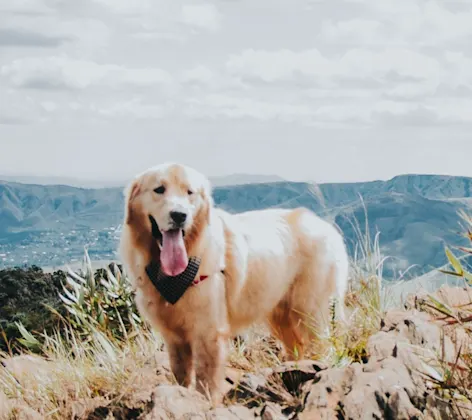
[187,189,194,195]
[154,186,166,194]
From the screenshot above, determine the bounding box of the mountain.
[0,174,471,277]
[0,173,286,189]
[209,173,286,187]
[0,175,122,189]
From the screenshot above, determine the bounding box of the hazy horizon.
[1,168,472,189]
[2,0,472,183]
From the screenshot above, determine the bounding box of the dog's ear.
[124,178,142,224]
[199,176,212,201]
[199,177,213,224]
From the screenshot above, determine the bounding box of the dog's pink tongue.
[160,229,188,276]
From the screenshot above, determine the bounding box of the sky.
[1,0,472,184]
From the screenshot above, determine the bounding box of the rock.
[145,385,211,420]
[301,357,425,420]
[224,362,322,410]
[1,355,52,384]
[433,285,472,308]
[367,331,443,388]
[405,286,472,318]
[424,392,472,419]
[401,313,454,361]
[299,364,362,420]
[153,350,171,372]
[380,310,414,332]
[377,309,456,364]
[207,405,256,419]
[270,360,326,395]
[446,325,472,355]
[259,402,288,420]
[225,372,292,408]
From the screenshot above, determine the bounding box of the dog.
[119,162,349,403]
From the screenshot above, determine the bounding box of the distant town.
[0,225,121,270]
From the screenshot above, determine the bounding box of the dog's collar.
[146,215,222,304]
[145,257,209,305]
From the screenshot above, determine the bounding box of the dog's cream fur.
[119,162,349,403]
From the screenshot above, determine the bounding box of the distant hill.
[0,174,471,277]
[0,175,122,189]
[209,173,286,187]
[0,173,286,189]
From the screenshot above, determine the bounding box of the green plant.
[439,210,472,284]
[57,250,142,343]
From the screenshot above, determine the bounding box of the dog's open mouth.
[149,216,188,277]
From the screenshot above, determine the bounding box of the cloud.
[180,66,215,86]
[226,48,441,87]
[320,19,384,44]
[372,103,440,126]
[97,98,168,119]
[90,0,154,15]
[1,56,174,90]
[40,101,57,112]
[181,4,221,31]
[0,115,29,125]
[322,1,472,46]
[184,94,314,123]
[0,0,55,15]
[0,29,71,48]
[1,0,472,131]
[92,0,221,35]
[0,13,111,52]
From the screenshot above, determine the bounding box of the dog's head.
[124,162,212,276]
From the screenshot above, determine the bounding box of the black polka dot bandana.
[145,256,202,305]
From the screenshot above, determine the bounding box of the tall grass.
[323,198,395,366]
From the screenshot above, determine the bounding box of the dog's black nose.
[170,211,187,226]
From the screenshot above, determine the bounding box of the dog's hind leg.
[268,301,307,361]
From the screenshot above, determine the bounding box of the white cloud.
[181,4,221,31]
[226,48,442,86]
[40,101,57,112]
[181,65,215,85]
[227,49,332,84]
[0,11,111,51]
[184,94,314,123]
[0,0,55,14]
[97,98,169,119]
[91,0,221,34]
[1,56,173,90]
[321,19,384,44]
[322,1,472,46]
[91,0,154,15]
[2,0,472,182]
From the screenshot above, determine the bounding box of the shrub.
[56,250,142,343]
[0,266,66,352]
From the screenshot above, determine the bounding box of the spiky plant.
[57,250,142,342]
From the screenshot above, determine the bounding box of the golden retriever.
[119,162,349,403]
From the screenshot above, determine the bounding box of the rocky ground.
[1,286,472,420]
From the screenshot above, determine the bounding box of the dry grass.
[1,324,166,418]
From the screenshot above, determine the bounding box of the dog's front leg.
[167,340,194,388]
[194,331,227,404]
